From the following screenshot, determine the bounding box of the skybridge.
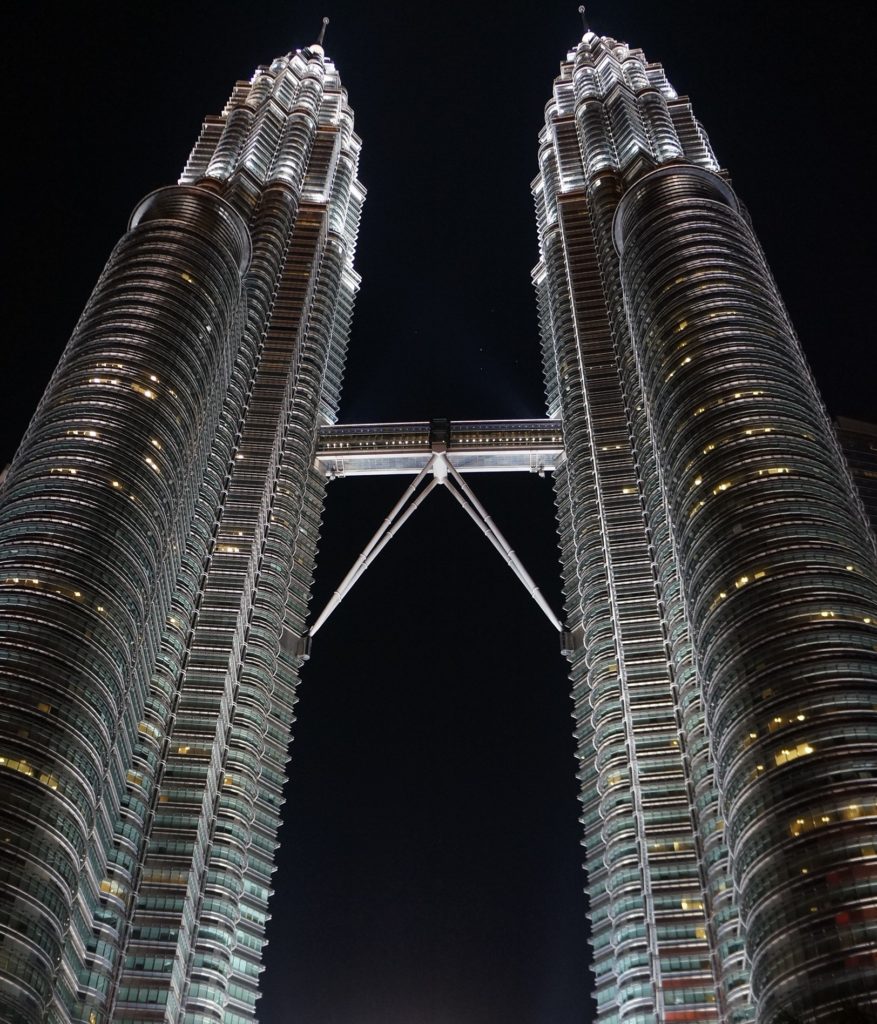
[309,418,566,638]
[314,418,564,478]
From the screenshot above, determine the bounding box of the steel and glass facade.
[534,27,877,1024]
[0,37,363,1024]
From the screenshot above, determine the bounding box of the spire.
[578,5,590,34]
[316,16,329,48]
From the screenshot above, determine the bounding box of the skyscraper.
[0,28,363,1024]
[2,15,877,1024]
[534,19,877,1024]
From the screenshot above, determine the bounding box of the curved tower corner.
[534,25,877,1024]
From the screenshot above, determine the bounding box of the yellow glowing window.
[36,702,52,714]
[775,742,815,766]
[99,878,127,897]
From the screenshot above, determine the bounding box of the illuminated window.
[775,743,815,766]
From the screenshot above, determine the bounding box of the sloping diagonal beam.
[309,461,438,637]
[442,460,563,632]
[307,451,563,640]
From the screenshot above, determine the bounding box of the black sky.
[2,3,873,1023]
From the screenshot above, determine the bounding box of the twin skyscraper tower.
[0,19,875,1024]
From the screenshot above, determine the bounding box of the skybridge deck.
[314,418,564,477]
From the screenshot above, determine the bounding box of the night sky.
[3,3,873,1023]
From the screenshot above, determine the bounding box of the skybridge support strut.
[309,456,437,637]
[442,460,562,632]
[307,449,563,640]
